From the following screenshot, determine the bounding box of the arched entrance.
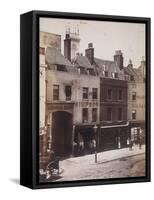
[52,111,73,157]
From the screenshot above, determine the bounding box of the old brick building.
[39,30,100,169]
[85,45,129,151]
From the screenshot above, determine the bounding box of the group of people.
[73,138,96,156]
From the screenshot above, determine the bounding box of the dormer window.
[111,72,118,79]
[88,68,95,75]
[78,67,87,75]
[115,72,118,78]
[57,65,67,72]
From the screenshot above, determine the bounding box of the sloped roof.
[94,57,123,76]
[74,55,93,69]
[94,57,114,68]
[45,47,73,67]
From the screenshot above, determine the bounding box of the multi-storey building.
[85,45,129,151]
[40,30,100,169]
[124,59,145,142]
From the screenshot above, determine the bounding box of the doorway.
[52,111,73,157]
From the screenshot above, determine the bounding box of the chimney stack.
[85,43,94,65]
[114,50,124,70]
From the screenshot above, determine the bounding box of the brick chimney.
[85,43,94,65]
[114,50,124,70]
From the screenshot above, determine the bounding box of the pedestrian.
[92,139,96,153]
[117,136,121,149]
[129,139,133,150]
[139,135,142,149]
[127,138,130,149]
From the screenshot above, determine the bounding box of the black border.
[20,10,151,189]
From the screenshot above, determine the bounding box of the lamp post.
[93,124,98,163]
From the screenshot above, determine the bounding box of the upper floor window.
[132,92,136,101]
[92,88,98,99]
[107,89,112,100]
[53,85,59,100]
[118,108,122,121]
[65,85,71,101]
[82,108,88,123]
[118,90,122,100]
[92,108,97,122]
[132,110,136,120]
[83,87,88,99]
[107,108,112,121]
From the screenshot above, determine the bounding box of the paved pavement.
[55,144,145,181]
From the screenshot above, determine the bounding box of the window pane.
[132,92,136,101]
[119,90,122,100]
[92,88,98,99]
[92,108,97,122]
[107,108,112,121]
[118,108,122,120]
[65,85,71,101]
[107,89,112,99]
[132,110,136,120]
[53,85,59,100]
[82,108,88,123]
[83,87,88,99]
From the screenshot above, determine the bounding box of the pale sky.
[40,17,145,67]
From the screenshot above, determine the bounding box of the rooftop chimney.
[114,50,123,70]
[85,43,94,65]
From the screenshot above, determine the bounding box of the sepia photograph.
[39,16,146,183]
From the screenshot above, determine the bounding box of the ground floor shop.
[99,123,129,152]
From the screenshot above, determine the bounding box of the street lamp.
[93,124,98,163]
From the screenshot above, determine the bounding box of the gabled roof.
[45,47,73,67]
[74,55,93,69]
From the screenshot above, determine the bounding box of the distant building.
[85,44,128,150]
[124,59,145,142]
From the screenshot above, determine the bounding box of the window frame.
[53,84,59,101]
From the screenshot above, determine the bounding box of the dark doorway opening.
[52,111,73,157]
